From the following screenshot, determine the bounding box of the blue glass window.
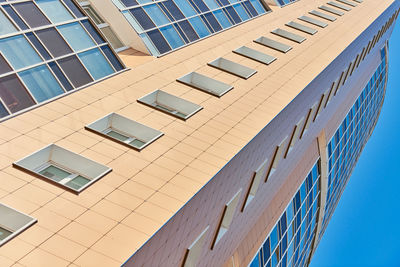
[0,9,17,35]
[203,0,219,9]
[36,0,74,23]
[78,48,114,80]
[233,3,250,20]
[0,101,9,118]
[270,226,278,251]
[243,1,258,17]
[147,29,171,54]
[57,22,95,51]
[189,16,210,38]
[213,9,231,28]
[0,35,42,70]
[162,0,186,20]
[25,32,51,61]
[204,12,222,32]
[174,0,197,17]
[2,5,28,30]
[100,46,124,72]
[160,25,185,49]
[250,252,260,267]
[48,62,73,92]
[19,65,64,103]
[249,0,265,14]
[81,20,105,45]
[178,20,199,42]
[143,4,170,26]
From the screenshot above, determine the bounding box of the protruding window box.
[137,90,203,120]
[298,16,328,28]
[207,57,257,79]
[327,1,352,11]
[85,113,163,151]
[0,203,37,247]
[271,28,306,44]
[233,46,277,65]
[177,72,233,97]
[336,0,357,7]
[309,10,337,22]
[318,5,344,16]
[285,21,318,35]
[254,36,292,53]
[13,144,112,193]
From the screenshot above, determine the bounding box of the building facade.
[0,0,398,267]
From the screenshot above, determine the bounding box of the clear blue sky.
[310,24,400,266]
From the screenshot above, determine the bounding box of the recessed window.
[254,36,292,53]
[138,90,203,120]
[265,137,288,181]
[327,1,352,11]
[0,203,37,246]
[298,16,328,28]
[242,158,268,211]
[300,102,318,139]
[284,117,304,158]
[309,10,337,22]
[86,113,163,151]
[313,94,326,122]
[177,72,233,97]
[271,28,306,44]
[233,46,277,65]
[211,189,242,249]
[13,144,112,193]
[318,5,344,16]
[182,226,209,267]
[324,82,335,108]
[285,21,317,35]
[208,57,257,79]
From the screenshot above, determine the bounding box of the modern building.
[0,0,398,266]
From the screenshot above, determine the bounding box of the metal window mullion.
[50,59,76,91]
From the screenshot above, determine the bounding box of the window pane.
[39,165,71,182]
[143,4,169,26]
[2,5,28,30]
[78,48,114,80]
[100,46,124,72]
[130,7,156,31]
[57,22,95,51]
[48,61,73,91]
[62,0,85,18]
[0,101,9,119]
[160,25,184,49]
[12,1,50,28]
[0,54,12,75]
[0,74,35,113]
[57,55,93,87]
[147,29,171,55]
[0,35,42,70]
[0,9,17,35]
[25,32,51,60]
[66,176,90,190]
[189,16,210,38]
[35,27,73,58]
[178,20,199,42]
[234,3,250,20]
[36,0,74,23]
[213,9,231,29]
[81,20,105,45]
[19,65,64,103]
[82,5,105,24]
[249,0,265,14]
